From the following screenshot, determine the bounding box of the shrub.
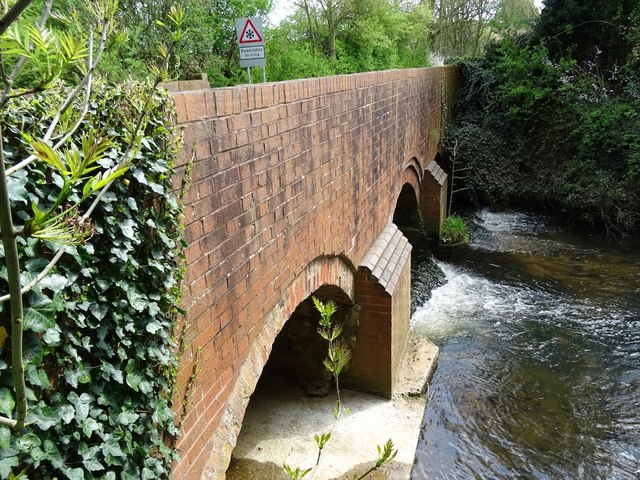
[440,215,469,244]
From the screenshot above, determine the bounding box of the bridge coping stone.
[360,223,412,295]
[426,159,447,186]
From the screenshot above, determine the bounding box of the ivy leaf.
[59,404,75,424]
[126,287,147,312]
[39,273,68,292]
[145,320,162,334]
[24,306,56,332]
[83,455,104,472]
[24,296,57,333]
[64,467,85,480]
[43,327,61,345]
[101,360,124,384]
[82,417,101,437]
[7,168,28,205]
[119,219,136,240]
[81,445,104,471]
[142,467,157,480]
[32,439,64,469]
[68,392,92,421]
[65,366,91,388]
[16,431,42,450]
[103,437,125,458]
[122,467,141,480]
[27,365,52,389]
[0,456,19,479]
[35,405,60,430]
[0,426,10,450]
[117,408,139,426]
[132,168,148,185]
[125,360,143,392]
[0,387,15,416]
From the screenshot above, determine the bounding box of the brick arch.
[201,256,356,479]
[392,161,423,225]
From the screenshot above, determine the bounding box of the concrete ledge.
[395,334,439,397]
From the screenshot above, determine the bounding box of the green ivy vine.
[0,80,185,479]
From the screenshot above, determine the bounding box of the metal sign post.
[235,17,266,83]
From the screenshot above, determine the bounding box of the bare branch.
[0,0,54,106]
[0,0,34,36]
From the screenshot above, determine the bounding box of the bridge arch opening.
[265,284,357,394]
[207,256,357,478]
[393,183,423,244]
[226,282,358,478]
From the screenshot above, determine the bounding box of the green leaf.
[39,273,68,292]
[82,417,100,437]
[68,392,92,421]
[126,287,147,312]
[0,388,15,417]
[65,366,91,387]
[16,431,41,451]
[35,405,60,430]
[0,426,10,450]
[65,467,85,480]
[59,404,74,424]
[145,320,162,334]
[43,327,61,345]
[120,219,136,240]
[81,445,104,471]
[104,437,125,458]
[125,360,143,392]
[33,439,64,469]
[24,300,57,333]
[82,455,104,472]
[0,456,19,479]
[117,408,139,426]
[7,169,28,205]
[27,365,52,390]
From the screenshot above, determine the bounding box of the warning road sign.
[236,17,264,44]
[235,17,266,68]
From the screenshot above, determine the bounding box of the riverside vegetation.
[443,0,640,236]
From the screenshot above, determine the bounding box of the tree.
[430,0,500,57]
[535,0,639,68]
[492,0,539,35]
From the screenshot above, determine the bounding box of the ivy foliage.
[0,81,185,479]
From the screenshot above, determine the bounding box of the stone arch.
[201,256,356,479]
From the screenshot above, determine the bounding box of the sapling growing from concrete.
[283,297,398,480]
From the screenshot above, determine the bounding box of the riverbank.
[226,334,438,480]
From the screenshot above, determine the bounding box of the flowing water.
[411,210,640,480]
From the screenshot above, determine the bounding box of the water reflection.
[411,210,640,479]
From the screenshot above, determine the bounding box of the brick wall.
[170,67,455,479]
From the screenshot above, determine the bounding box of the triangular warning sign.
[239,18,263,44]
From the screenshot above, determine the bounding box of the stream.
[410,209,640,479]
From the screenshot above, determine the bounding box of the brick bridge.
[167,67,456,479]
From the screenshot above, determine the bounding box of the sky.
[268,0,546,27]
